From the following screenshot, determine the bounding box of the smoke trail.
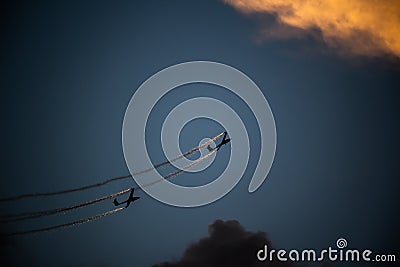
[0,149,218,223]
[0,174,132,203]
[1,207,125,237]
[140,149,217,189]
[0,133,224,202]
[132,132,223,176]
[0,188,131,223]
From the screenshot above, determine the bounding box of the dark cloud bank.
[152,219,329,267]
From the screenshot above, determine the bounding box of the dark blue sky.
[1,1,399,266]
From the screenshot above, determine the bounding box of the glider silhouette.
[207,132,231,151]
[113,188,140,208]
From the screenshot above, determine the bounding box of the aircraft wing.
[222,132,227,141]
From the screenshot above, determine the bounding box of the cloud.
[223,0,400,57]
[152,219,322,267]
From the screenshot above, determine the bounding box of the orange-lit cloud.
[224,0,400,57]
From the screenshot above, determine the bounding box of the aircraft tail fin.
[207,145,214,152]
[113,199,119,206]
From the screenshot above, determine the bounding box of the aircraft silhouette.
[113,188,140,208]
[207,132,231,151]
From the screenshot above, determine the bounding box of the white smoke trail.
[0,188,131,223]
[1,149,219,223]
[140,149,217,189]
[0,132,224,202]
[2,207,125,237]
